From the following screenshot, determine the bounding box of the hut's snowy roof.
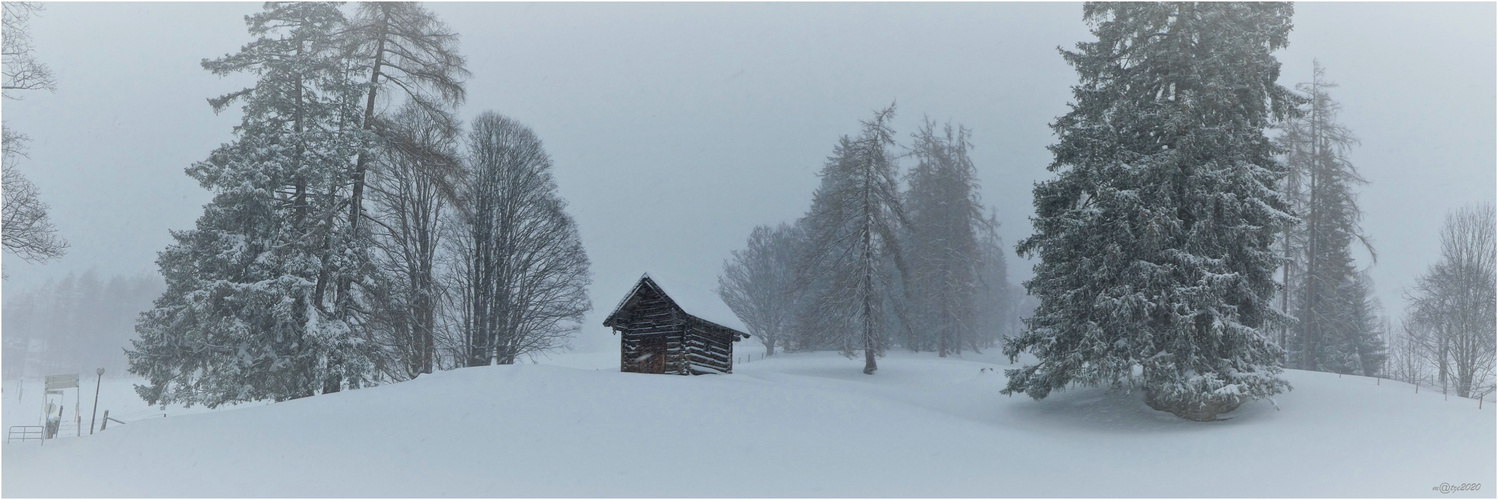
[605,272,749,335]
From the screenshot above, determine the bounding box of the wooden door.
[639,334,667,373]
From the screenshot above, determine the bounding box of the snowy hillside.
[3,351,1493,497]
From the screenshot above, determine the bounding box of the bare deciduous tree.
[2,2,66,273]
[2,127,66,268]
[1404,204,1496,399]
[452,112,590,367]
[719,223,800,356]
[1387,317,1428,387]
[2,2,56,98]
[367,101,462,380]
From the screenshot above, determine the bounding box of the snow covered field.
[3,350,1493,497]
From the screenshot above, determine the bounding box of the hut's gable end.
[610,284,686,374]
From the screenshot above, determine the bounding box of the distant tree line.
[2,269,163,380]
[718,106,1022,374]
[127,2,590,408]
[1274,62,1494,401]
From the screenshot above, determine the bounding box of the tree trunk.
[338,6,391,317]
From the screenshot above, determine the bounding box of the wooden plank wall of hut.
[685,320,734,374]
[619,289,688,374]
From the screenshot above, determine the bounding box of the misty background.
[2,2,1493,365]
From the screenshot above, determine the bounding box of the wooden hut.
[603,274,750,375]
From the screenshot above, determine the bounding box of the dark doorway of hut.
[638,334,667,374]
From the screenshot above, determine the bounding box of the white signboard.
[44,373,79,391]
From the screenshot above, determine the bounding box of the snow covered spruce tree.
[1003,3,1299,421]
[796,105,908,374]
[1275,62,1385,375]
[449,112,591,367]
[128,2,374,407]
[903,120,988,356]
[719,223,801,356]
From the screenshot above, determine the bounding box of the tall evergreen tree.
[128,2,373,407]
[904,120,986,357]
[1276,62,1384,375]
[797,105,907,374]
[1004,3,1299,420]
[785,217,839,353]
[973,211,1017,350]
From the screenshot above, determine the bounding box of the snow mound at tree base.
[1144,386,1242,422]
[3,351,1492,497]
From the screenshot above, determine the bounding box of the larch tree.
[973,211,1017,350]
[128,2,373,407]
[904,120,987,357]
[797,104,907,374]
[785,217,839,353]
[450,112,591,367]
[1277,62,1384,375]
[1004,3,1299,421]
[339,1,468,317]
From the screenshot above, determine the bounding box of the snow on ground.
[3,350,1492,497]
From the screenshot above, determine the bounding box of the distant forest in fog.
[2,269,163,379]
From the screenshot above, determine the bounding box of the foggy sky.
[3,2,1493,353]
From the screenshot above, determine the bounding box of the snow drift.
[3,351,1492,497]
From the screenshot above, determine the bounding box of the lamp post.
[90,368,103,435]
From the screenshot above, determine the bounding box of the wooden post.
[100,410,108,431]
[90,368,103,435]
